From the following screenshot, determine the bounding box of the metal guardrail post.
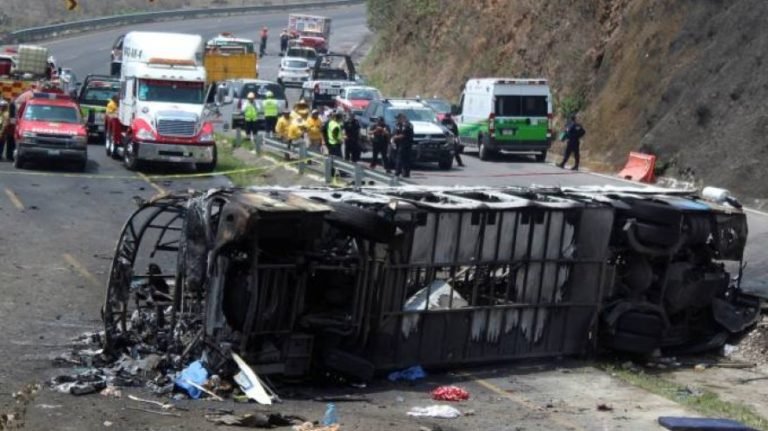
[298,139,307,175]
[324,157,334,184]
[255,134,263,155]
[353,163,363,190]
[235,128,242,148]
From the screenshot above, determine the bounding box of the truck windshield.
[425,99,451,113]
[495,95,548,117]
[385,108,436,124]
[138,79,204,104]
[347,89,380,101]
[240,83,285,100]
[24,105,80,123]
[82,85,119,105]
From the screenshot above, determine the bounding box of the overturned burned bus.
[103,186,759,379]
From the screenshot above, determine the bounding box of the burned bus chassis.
[103,186,760,379]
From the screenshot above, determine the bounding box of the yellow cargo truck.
[203,33,258,84]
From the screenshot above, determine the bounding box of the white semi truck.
[108,31,217,172]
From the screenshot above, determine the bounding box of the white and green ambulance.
[455,78,552,162]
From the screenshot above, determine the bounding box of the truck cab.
[115,32,216,172]
[14,92,88,171]
[455,78,553,162]
[77,75,119,143]
[300,53,359,109]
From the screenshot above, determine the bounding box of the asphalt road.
[0,3,766,429]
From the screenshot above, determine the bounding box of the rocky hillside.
[364,0,768,204]
[0,0,241,33]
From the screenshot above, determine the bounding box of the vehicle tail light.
[488,113,496,138]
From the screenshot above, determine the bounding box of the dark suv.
[359,99,454,170]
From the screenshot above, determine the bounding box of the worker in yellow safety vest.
[242,92,260,145]
[305,109,324,152]
[290,98,310,122]
[262,91,279,138]
[275,111,291,142]
[325,111,343,158]
[106,95,119,115]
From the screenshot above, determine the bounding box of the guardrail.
[253,135,408,187]
[7,0,365,43]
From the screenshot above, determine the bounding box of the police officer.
[242,92,260,145]
[342,111,362,162]
[558,114,586,170]
[262,90,279,137]
[392,112,414,178]
[369,116,390,171]
[441,112,464,167]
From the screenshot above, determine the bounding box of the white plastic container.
[16,45,49,76]
[702,186,731,204]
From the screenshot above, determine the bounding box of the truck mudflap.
[102,186,757,380]
[136,142,215,164]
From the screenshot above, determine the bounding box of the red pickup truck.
[14,92,88,171]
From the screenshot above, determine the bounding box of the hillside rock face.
[364,0,768,202]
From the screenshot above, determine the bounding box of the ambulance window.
[495,96,522,116]
[521,95,548,117]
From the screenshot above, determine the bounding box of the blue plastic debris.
[658,416,757,431]
[387,365,426,382]
[174,360,208,399]
[322,403,338,426]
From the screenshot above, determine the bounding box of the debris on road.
[407,405,462,419]
[322,403,338,426]
[100,386,122,398]
[388,366,427,382]
[596,403,614,412]
[233,352,275,405]
[431,386,470,402]
[205,412,306,428]
[313,394,371,403]
[292,423,340,431]
[174,360,208,400]
[658,416,756,430]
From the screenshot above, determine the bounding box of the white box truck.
[107,31,217,172]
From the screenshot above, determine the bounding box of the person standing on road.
[279,29,291,56]
[106,95,119,115]
[242,92,260,146]
[326,111,343,158]
[306,110,324,152]
[0,100,8,161]
[392,112,414,178]
[259,27,268,58]
[342,111,362,162]
[369,116,390,172]
[262,91,279,137]
[440,112,464,167]
[2,100,16,162]
[557,114,586,171]
[275,111,291,142]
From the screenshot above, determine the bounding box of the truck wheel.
[478,135,493,161]
[105,125,113,157]
[535,150,547,162]
[123,141,141,171]
[438,157,453,170]
[196,145,218,173]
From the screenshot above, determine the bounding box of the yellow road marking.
[137,172,167,195]
[4,188,24,210]
[465,373,586,431]
[62,253,100,287]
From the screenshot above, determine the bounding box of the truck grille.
[157,119,196,137]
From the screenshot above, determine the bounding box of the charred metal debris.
[95,185,759,383]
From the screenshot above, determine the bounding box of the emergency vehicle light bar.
[32,92,71,100]
[147,58,196,66]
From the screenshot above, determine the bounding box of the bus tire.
[535,150,547,162]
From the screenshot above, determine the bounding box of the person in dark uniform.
[368,116,390,172]
[392,112,414,178]
[342,111,362,162]
[557,114,586,170]
[440,112,464,167]
[279,29,290,56]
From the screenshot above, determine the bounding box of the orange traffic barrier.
[618,152,656,183]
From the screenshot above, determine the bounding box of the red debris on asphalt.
[431,385,470,401]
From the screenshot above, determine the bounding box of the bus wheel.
[535,150,547,163]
